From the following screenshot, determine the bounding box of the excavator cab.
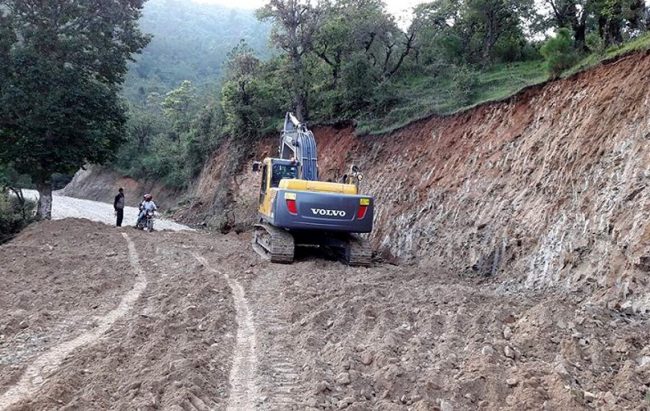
[257,158,300,216]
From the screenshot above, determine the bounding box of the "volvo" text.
[311,208,346,217]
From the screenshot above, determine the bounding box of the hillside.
[122,0,271,102]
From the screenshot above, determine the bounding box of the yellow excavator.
[252,113,374,266]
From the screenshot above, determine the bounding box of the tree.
[314,0,409,84]
[540,27,578,77]
[545,0,589,50]
[411,0,534,65]
[411,0,465,65]
[543,0,647,49]
[0,0,149,219]
[162,80,197,134]
[257,0,323,121]
[221,43,288,138]
[308,0,414,117]
[462,0,534,64]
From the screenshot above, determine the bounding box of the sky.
[191,0,424,27]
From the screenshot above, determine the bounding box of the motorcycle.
[136,210,155,232]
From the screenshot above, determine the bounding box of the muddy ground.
[1,218,649,410]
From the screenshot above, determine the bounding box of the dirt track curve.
[1,199,650,409]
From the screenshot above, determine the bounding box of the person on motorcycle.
[135,193,157,227]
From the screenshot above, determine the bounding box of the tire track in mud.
[252,270,301,410]
[0,233,147,410]
[192,253,259,411]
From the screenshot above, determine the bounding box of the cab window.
[271,164,298,187]
[261,164,268,192]
[259,164,268,204]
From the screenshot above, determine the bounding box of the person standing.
[114,188,125,227]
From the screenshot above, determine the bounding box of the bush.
[540,28,579,78]
[586,32,606,54]
[0,190,35,243]
[451,65,479,105]
[51,173,73,190]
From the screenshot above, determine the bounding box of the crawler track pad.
[253,223,294,263]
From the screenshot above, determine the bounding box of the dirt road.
[1,207,649,409]
[21,190,190,231]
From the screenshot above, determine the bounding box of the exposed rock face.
[62,165,180,208]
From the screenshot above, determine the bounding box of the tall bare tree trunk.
[290,49,308,122]
[36,181,52,220]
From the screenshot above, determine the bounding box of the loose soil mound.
[2,219,649,410]
[0,220,235,410]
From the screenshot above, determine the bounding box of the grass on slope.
[357,33,650,135]
[356,60,548,135]
[563,32,650,77]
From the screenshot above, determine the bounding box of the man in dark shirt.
[113,188,125,227]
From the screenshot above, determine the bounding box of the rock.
[336,372,351,385]
[413,400,435,411]
[315,380,330,394]
[105,251,117,257]
[554,359,570,378]
[481,345,495,356]
[583,391,597,402]
[506,378,518,387]
[338,397,354,409]
[504,346,516,359]
[503,326,512,340]
[19,320,29,329]
[613,339,628,353]
[360,352,373,365]
[636,256,650,272]
[439,399,453,411]
[603,391,616,404]
[637,356,650,367]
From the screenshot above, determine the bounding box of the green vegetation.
[541,28,579,78]
[123,0,271,103]
[0,165,35,243]
[2,0,649,203]
[114,0,649,185]
[563,32,650,77]
[0,0,149,219]
[0,192,35,244]
[356,60,548,134]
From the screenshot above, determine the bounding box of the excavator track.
[253,222,295,263]
[343,235,372,267]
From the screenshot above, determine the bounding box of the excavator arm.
[279,112,319,181]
